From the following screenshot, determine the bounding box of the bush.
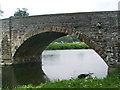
[46,43,90,50]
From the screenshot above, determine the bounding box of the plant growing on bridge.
[13,8,29,17]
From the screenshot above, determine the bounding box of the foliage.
[13,8,29,17]
[53,35,81,43]
[14,68,119,89]
[46,42,90,50]
[0,10,4,16]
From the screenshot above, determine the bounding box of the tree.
[54,35,81,43]
[14,8,29,17]
[0,10,4,16]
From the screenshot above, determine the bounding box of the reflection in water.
[0,66,2,88]
[2,49,108,88]
[2,62,47,88]
[42,49,108,81]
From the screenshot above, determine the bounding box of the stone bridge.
[0,11,119,70]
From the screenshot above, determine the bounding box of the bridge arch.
[13,26,108,66]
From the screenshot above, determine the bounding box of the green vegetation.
[53,35,80,43]
[46,42,90,50]
[13,8,29,17]
[0,9,4,16]
[14,68,119,89]
[45,35,90,50]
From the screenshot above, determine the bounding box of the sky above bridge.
[0,0,120,18]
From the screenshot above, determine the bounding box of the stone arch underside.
[13,31,67,63]
[13,26,109,67]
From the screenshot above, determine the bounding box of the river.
[42,49,108,81]
[1,49,108,88]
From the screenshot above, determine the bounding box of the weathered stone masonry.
[0,11,119,69]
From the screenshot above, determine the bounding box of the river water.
[42,49,108,81]
[1,49,108,88]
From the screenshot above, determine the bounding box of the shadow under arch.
[2,62,48,88]
[13,26,108,67]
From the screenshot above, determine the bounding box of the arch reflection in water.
[2,62,48,88]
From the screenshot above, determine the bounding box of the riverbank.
[15,68,119,89]
[46,42,90,50]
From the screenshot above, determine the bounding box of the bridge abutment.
[0,19,13,65]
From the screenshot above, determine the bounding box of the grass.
[46,42,90,50]
[14,68,119,89]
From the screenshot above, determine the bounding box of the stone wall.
[0,11,119,68]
